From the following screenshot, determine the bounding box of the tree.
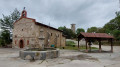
[102,11,120,40]
[76,28,85,36]
[58,26,76,39]
[0,8,20,32]
[112,30,120,40]
[96,27,105,33]
[0,8,20,45]
[104,11,120,33]
[0,30,11,46]
[87,27,98,33]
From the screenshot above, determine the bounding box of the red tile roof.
[79,32,114,39]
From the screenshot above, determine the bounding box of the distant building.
[12,9,65,49]
[71,24,76,33]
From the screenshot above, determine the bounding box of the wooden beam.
[86,40,88,52]
[89,44,91,52]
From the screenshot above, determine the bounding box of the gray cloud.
[0,0,119,31]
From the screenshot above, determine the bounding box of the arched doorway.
[19,40,24,48]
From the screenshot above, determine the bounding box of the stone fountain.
[19,29,59,60]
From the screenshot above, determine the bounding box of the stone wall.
[34,24,62,48]
[19,49,60,60]
[61,36,66,48]
[12,18,65,49]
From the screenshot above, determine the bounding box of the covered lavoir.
[77,32,114,52]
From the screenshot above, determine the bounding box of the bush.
[0,38,5,47]
[66,41,75,47]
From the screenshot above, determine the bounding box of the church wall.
[13,18,65,49]
[61,36,66,48]
[12,18,38,48]
[34,24,63,48]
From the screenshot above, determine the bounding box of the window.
[27,40,29,45]
[51,33,52,36]
[15,35,17,38]
[15,40,17,45]
[22,29,23,31]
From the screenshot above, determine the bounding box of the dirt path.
[0,46,120,67]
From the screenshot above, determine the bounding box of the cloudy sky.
[0,0,119,31]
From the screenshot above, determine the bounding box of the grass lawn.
[65,41,98,50]
[64,46,98,50]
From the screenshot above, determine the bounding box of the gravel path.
[0,46,120,67]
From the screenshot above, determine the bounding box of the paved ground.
[0,45,120,67]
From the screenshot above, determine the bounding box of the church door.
[19,40,24,48]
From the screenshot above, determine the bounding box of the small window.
[51,33,52,36]
[58,34,59,37]
[27,40,29,45]
[15,40,17,44]
[15,35,17,38]
[22,29,23,31]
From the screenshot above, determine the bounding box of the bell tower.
[21,7,27,18]
[71,24,76,33]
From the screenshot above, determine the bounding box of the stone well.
[19,49,60,60]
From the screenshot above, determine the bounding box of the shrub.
[0,38,5,47]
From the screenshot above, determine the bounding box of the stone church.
[12,9,66,49]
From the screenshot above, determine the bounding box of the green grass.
[64,46,98,50]
[65,41,98,50]
[66,41,75,47]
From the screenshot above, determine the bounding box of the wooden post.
[86,40,88,52]
[99,39,101,52]
[78,38,80,50]
[89,45,91,52]
[111,39,113,52]
[88,41,92,52]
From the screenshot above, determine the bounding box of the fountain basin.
[19,48,59,60]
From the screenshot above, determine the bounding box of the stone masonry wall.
[12,18,65,49]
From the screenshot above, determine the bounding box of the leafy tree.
[0,38,5,47]
[87,27,98,33]
[103,19,117,34]
[58,26,66,31]
[112,30,120,40]
[0,8,20,45]
[0,30,11,46]
[104,11,120,33]
[0,8,20,32]
[96,27,105,33]
[103,11,120,40]
[58,26,76,39]
[76,28,85,36]
[115,11,120,17]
